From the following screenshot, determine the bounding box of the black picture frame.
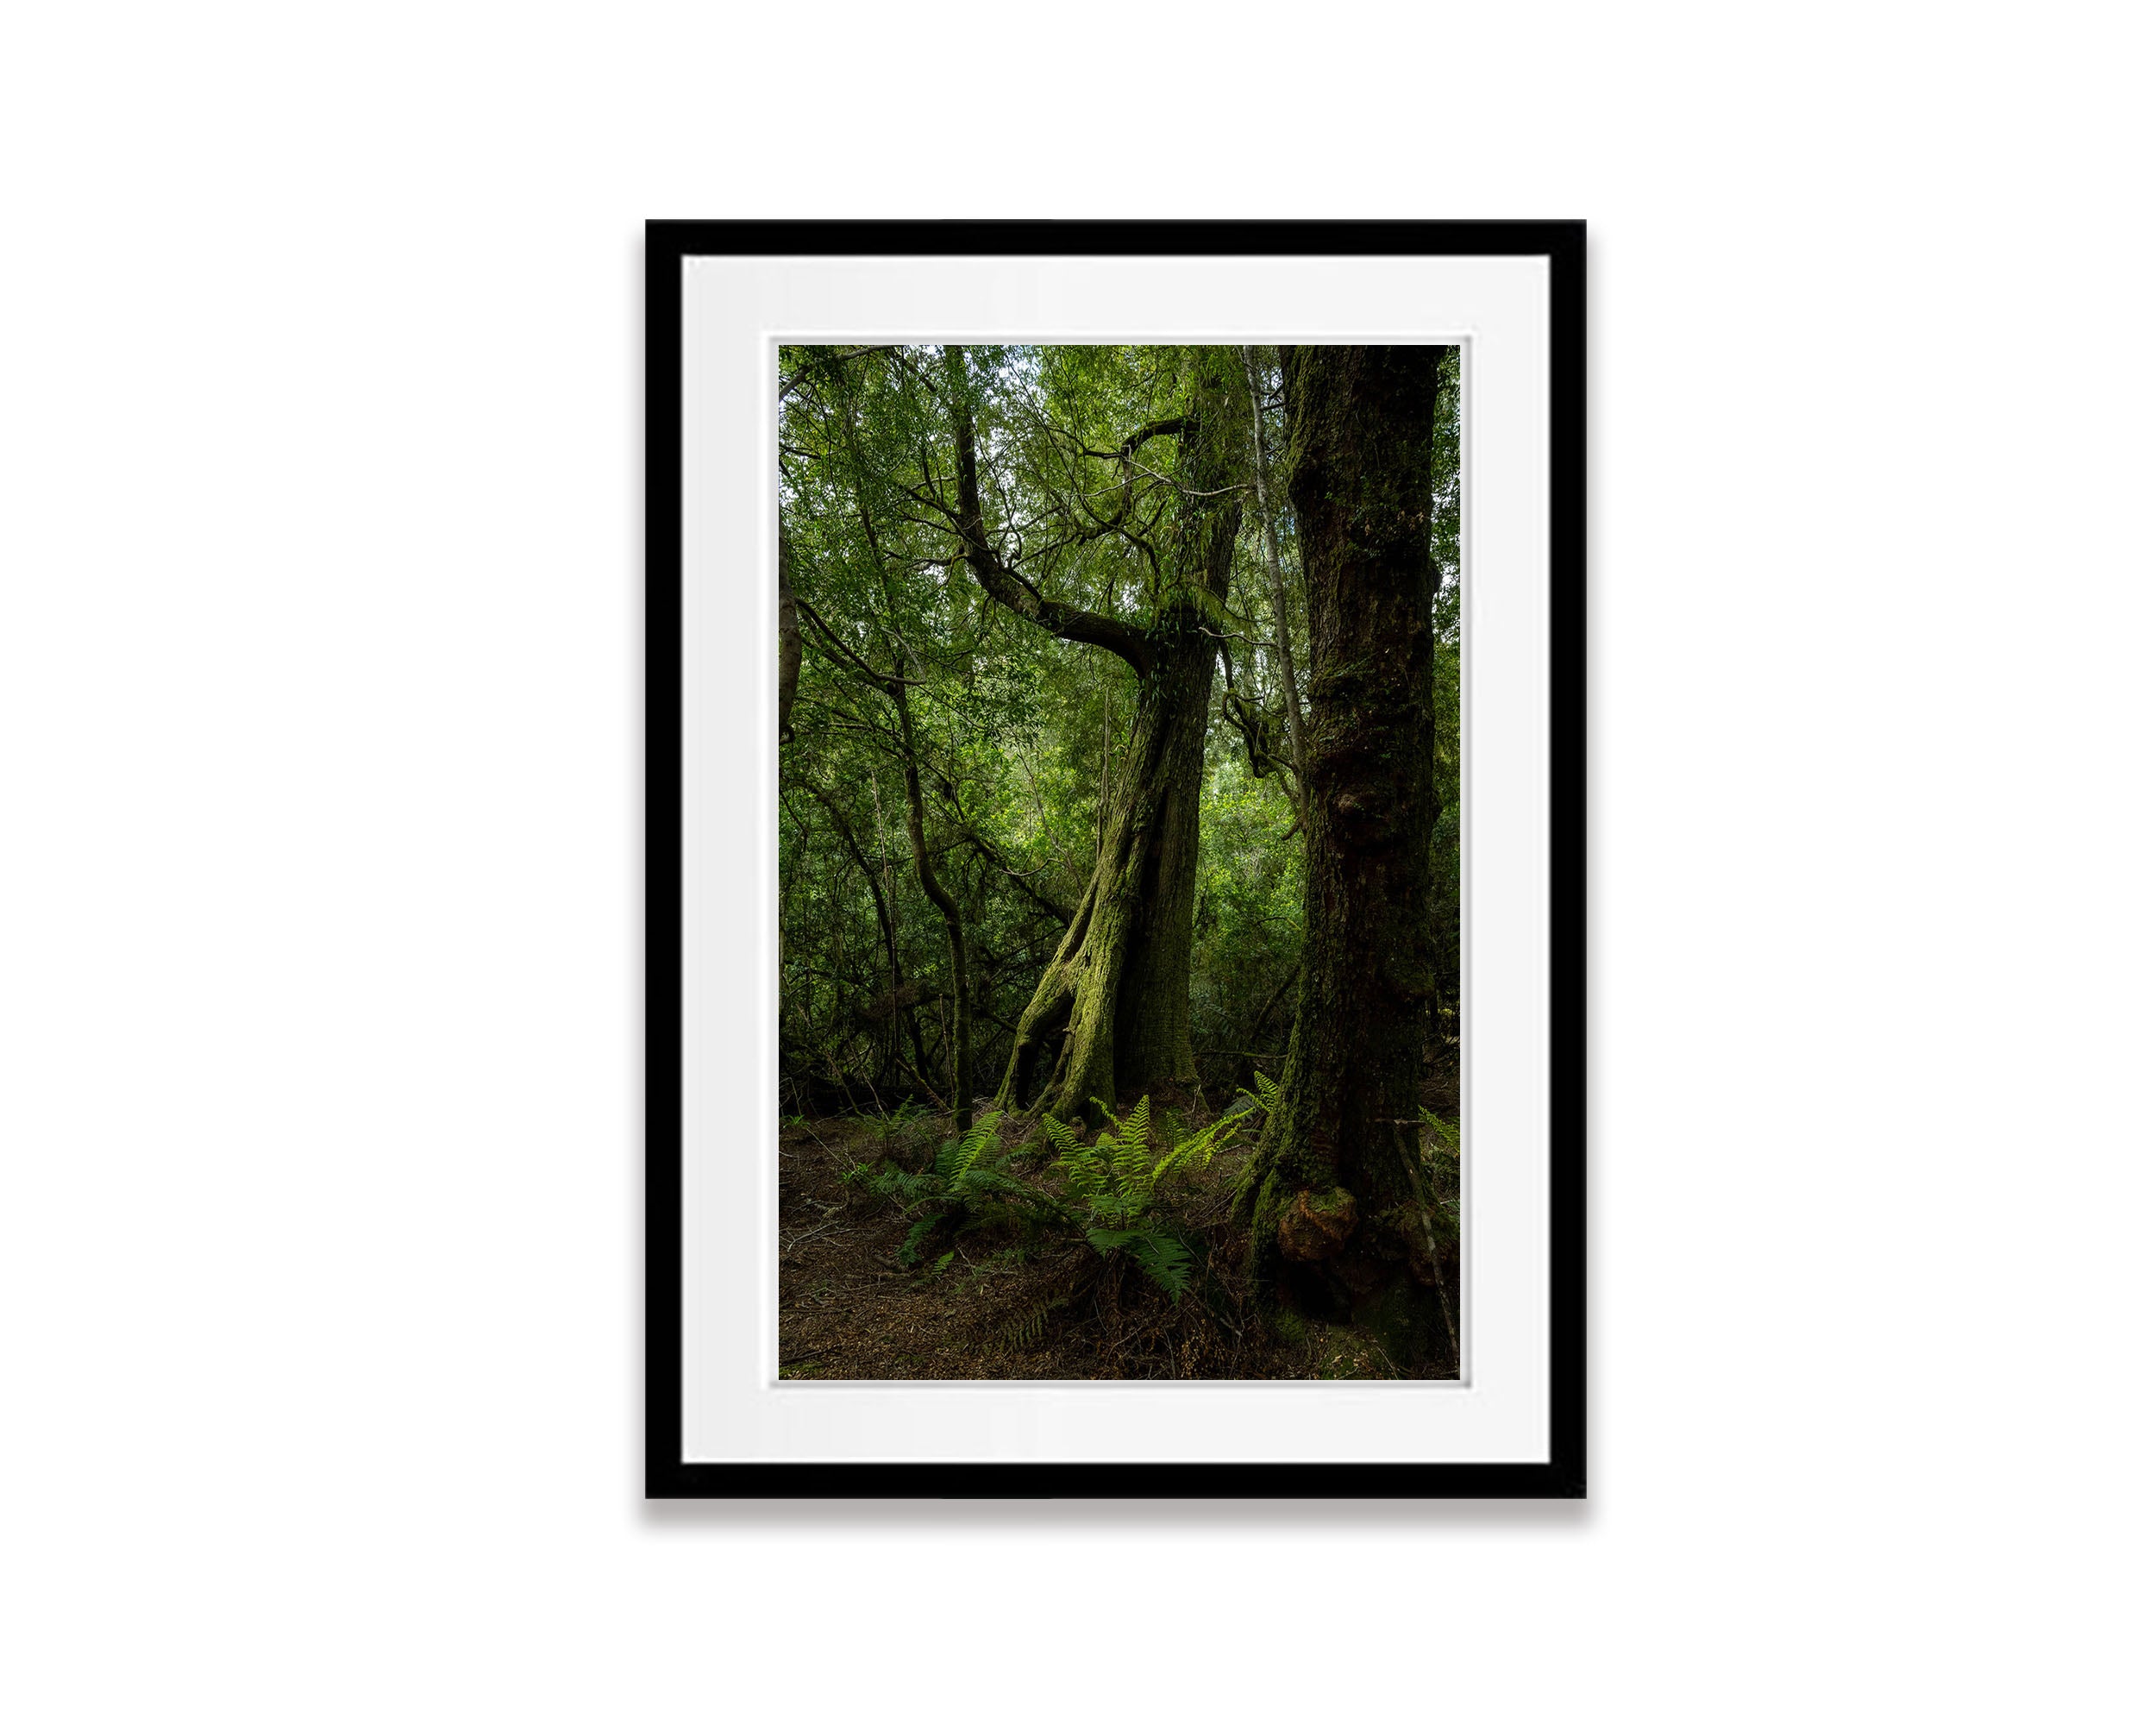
[647,221,1585,1498]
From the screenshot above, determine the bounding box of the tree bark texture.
[987,357,1243,1122]
[1242,345,1449,1366]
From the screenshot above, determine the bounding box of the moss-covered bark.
[993,358,1243,1122]
[1240,345,1451,1369]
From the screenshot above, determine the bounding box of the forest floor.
[778,1076,1460,1382]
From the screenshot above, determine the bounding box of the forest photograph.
[776,341,1463,1380]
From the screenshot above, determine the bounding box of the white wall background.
[2,4,2148,1719]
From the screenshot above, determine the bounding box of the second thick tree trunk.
[1242,345,1449,1367]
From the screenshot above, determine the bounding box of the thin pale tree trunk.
[892,675,973,1131]
[778,521,802,744]
[799,779,906,1088]
[1241,345,1306,803]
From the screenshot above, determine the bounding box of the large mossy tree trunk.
[981,359,1243,1123]
[997,580,1224,1120]
[1240,345,1450,1368]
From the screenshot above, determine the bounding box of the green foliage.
[854,1094,1251,1300]
[1081,1226,1194,1302]
[1043,1095,1250,1301]
[1225,1070,1282,1212]
[1151,1104,1248,1187]
[783,343,1468,1382]
[939,1109,1002,1182]
[1000,1299,1051,1349]
[1238,1070,1282,1117]
[874,1098,931,1138]
[862,1112,1062,1268]
[778,342,1460,1113]
[896,1213,941,1269]
[1418,1106,1461,1158]
[854,1097,935,1164]
[1417,1107,1463,1271]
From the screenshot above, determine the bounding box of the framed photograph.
[648,221,1584,1496]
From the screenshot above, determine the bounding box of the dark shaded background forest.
[776,342,1463,1377]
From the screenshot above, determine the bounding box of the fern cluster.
[1042,1097,1246,1300]
[862,1112,1060,1268]
[858,1097,1256,1302]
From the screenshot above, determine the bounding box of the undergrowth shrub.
[1045,1095,1249,1300]
[864,1096,936,1160]
[1227,1070,1280,1209]
[1418,1107,1462,1264]
[858,1111,1064,1269]
[853,1096,1258,1301]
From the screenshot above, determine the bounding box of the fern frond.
[1419,1107,1462,1162]
[870,1165,938,1209]
[1125,1226,1194,1301]
[1081,1221,1194,1301]
[1112,1095,1152,1195]
[1121,1095,1151,1154]
[897,1214,941,1267]
[1000,1299,1053,1349]
[1151,1108,1244,1185]
[1056,1137,1106,1202]
[950,1110,1002,1179]
[1237,1071,1282,1119]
